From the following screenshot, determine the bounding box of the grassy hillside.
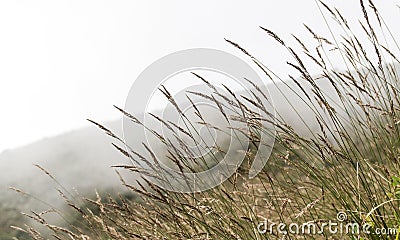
[9,0,400,239]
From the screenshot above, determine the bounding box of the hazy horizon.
[0,0,399,152]
[1,0,399,152]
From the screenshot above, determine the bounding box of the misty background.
[0,1,399,234]
[1,0,398,153]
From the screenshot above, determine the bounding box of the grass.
[10,0,400,239]
[0,202,30,239]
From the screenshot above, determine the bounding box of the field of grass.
[7,0,400,239]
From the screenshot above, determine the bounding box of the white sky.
[0,0,399,152]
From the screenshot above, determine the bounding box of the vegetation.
[0,202,29,239]
[10,0,400,239]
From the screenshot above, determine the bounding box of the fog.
[1,0,399,153]
[0,75,351,218]
[1,0,400,236]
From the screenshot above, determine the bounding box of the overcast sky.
[0,0,399,152]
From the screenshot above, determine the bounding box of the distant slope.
[0,77,345,207]
[0,120,129,212]
[0,74,362,235]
